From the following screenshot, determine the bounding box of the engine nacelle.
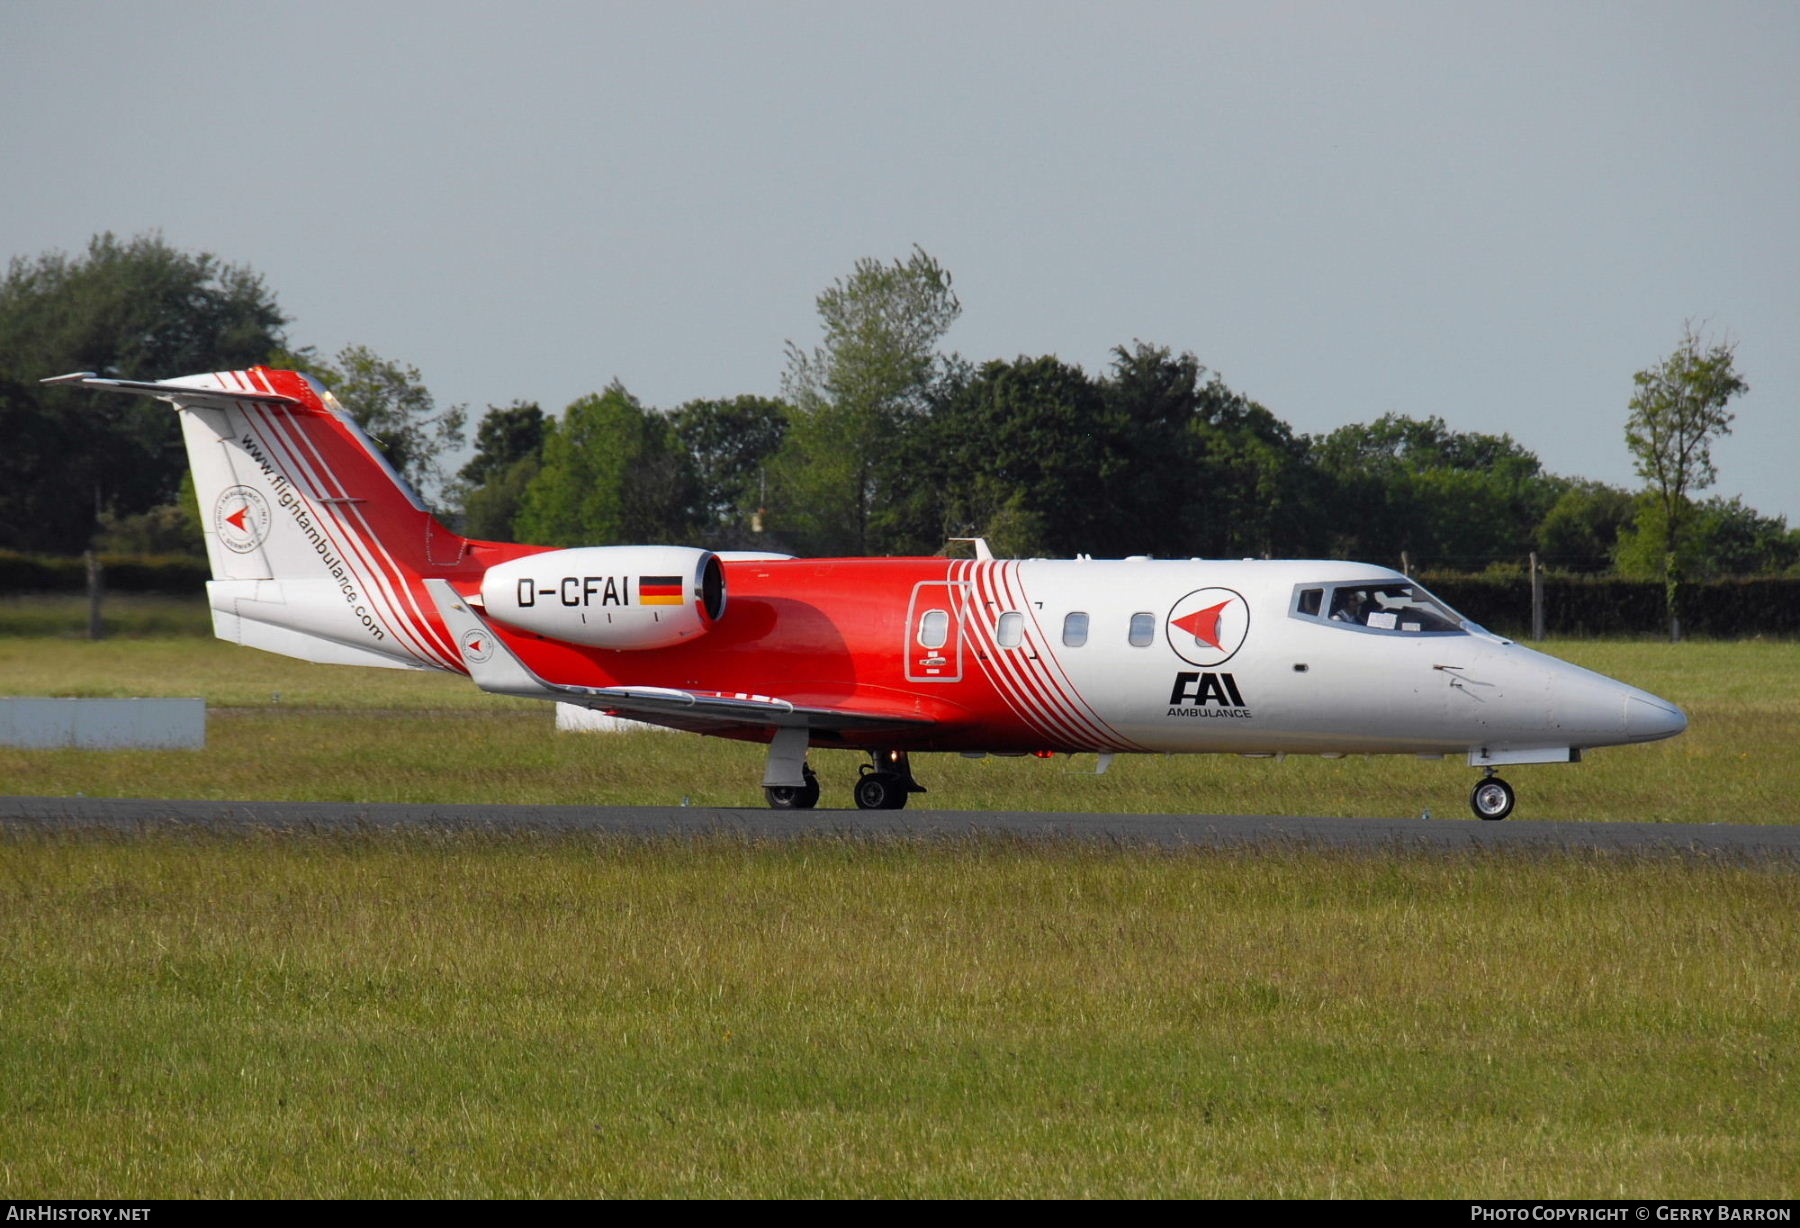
[479,546,725,650]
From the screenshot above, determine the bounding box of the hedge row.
[3,551,1795,636]
[0,551,208,595]
[1423,574,1800,638]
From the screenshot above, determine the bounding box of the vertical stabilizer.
[46,368,478,671]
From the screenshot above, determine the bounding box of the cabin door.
[903,581,968,683]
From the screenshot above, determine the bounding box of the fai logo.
[1165,587,1249,667]
[213,486,271,554]
[460,628,494,664]
[1166,671,1253,719]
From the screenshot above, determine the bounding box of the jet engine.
[478,546,725,650]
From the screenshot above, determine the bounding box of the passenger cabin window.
[1293,582,1466,635]
[996,611,1024,648]
[1128,612,1155,647]
[919,609,949,649]
[1062,611,1089,647]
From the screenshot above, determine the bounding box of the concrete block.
[0,698,206,749]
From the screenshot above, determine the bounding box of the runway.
[2,795,1796,857]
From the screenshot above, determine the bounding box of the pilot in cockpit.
[1331,589,1369,624]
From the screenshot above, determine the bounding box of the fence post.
[1530,551,1544,641]
[85,550,105,641]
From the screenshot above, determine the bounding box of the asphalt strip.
[1,796,1796,857]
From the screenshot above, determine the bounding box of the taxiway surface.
[2,796,1796,857]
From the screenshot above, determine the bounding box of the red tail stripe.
[244,402,453,669]
[248,385,461,667]
[265,374,463,663]
[242,402,441,667]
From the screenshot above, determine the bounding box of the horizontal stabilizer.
[41,372,302,410]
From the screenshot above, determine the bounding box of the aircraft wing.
[423,579,934,736]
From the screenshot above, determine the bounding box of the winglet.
[423,578,555,698]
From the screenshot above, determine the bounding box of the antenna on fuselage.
[947,537,995,561]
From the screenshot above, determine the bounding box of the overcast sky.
[4,1,1795,524]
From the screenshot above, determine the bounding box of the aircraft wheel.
[1470,776,1516,821]
[765,765,820,810]
[853,771,908,811]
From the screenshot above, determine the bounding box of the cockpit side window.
[1291,581,1467,635]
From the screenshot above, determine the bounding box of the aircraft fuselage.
[500,555,1685,762]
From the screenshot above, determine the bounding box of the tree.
[456,401,546,542]
[0,232,287,552]
[1535,481,1635,573]
[1313,414,1552,567]
[1624,325,1748,639]
[514,382,695,547]
[275,345,466,509]
[459,400,547,489]
[896,354,1111,557]
[95,472,205,557]
[461,455,541,543]
[1099,343,1208,553]
[776,246,960,554]
[881,344,1324,560]
[1615,495,1798,581]
[668,396,790,544]
[1107,344,1320,559]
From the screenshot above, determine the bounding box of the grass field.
[3,602,1796,1197]
[1,831,1794,1198]
[1,607,1794,820]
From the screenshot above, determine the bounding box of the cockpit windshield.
[1292,581,1467,635]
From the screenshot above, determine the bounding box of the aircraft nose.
[1538,652,1688,748]
[1625,694,1687,743]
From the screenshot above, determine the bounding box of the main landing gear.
[1470,769,1516,821]
[763,764,820,810]
[760,748,927,811]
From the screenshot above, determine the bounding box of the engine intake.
[480,546,724,650]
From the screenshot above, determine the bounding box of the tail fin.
[47,367,485,671]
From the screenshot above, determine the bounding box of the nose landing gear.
[1470,769,1515,821]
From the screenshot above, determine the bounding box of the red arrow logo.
[467,639,483,655]
[1172,599,1231,649]
[225,506,249,532]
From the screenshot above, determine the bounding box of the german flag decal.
[639,575,685,606]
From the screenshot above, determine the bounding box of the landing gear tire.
[853,771,908,811]
[1470,775,1515,821]
[765,765,820,810]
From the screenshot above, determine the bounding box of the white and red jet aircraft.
[49,367,1687,819]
